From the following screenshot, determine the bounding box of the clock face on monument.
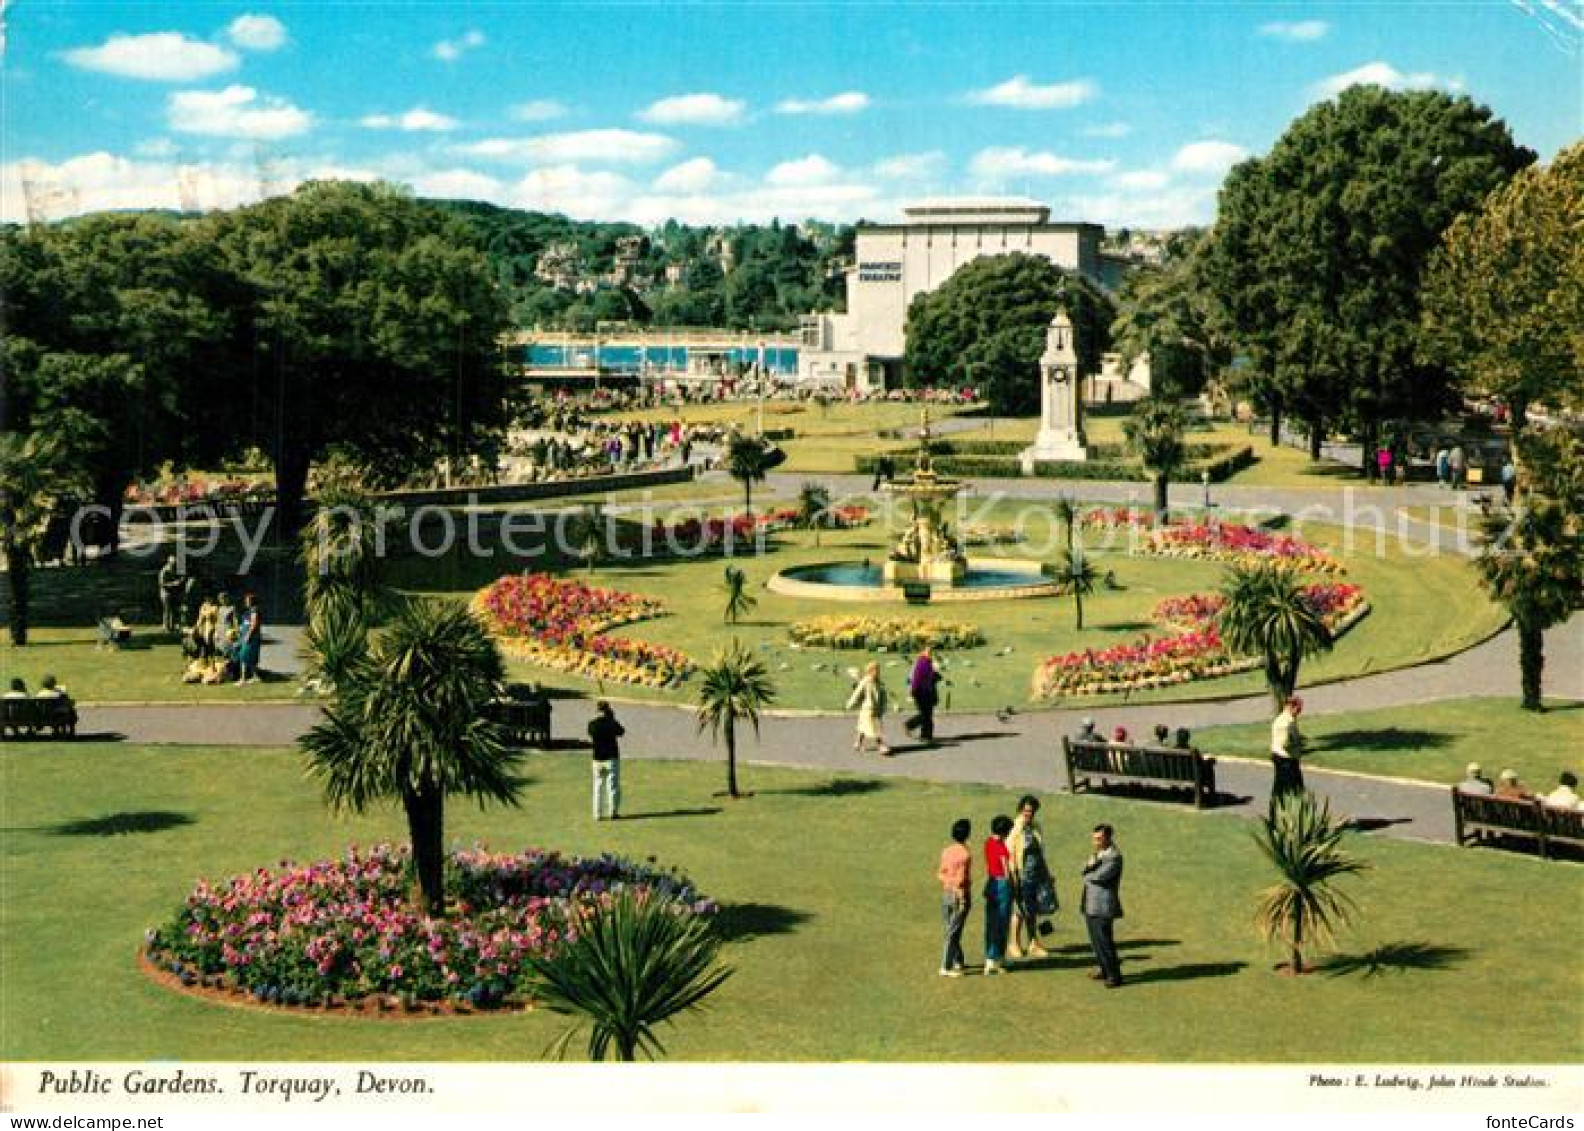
[1049,367,1071,386]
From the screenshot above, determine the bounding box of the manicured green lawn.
[1197,698,1584,789]
[1,628,301,705]
[2,743,1578,1062]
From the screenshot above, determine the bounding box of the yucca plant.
[1059,544,1098,630]
[1052,495,1079,556]
[1217,559,1333,710]
[695,638,776,799]
[299,485,393,627]
[795,481,833,547]
[527,890,733,1062]
[1253,791,1370,974]
[722,564,757,624]
[300,600,372,693]
[725,433,774,517]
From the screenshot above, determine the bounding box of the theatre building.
[797,198,1131,392]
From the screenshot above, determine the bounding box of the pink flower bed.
[1033,582,1369,699]
[473,573,692,687]
[145,843,715,1009]
[650,505,868,551]
[1082,510,1344,574]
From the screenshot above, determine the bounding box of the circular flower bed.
[473,572,692,687]
[1082,508,1345,575]
[144,844,715,1013]
[789,615,985,652]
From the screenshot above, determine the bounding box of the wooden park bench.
[485,693,552,748]
[1,697,80,740]
[1451,789,1584,859]
[1062,737,1218,809]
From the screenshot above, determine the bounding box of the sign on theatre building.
[797,198,1131,391]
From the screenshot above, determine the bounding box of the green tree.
[1422,140,1584,438]
[794,481,833,547]
[722,564,756,624]
[1203,86,1532,472]
[1122,398,1189,518]
[212,181,514,530]
[301,599,523,915]
[1473,430,1583,711]
[903,254,1114,414]
[1217,561,1334,710]
[695,638,776,800]
[1110,230,1228,399]
[564,505,604,574]
[1057,544,1098,631]
[0,431,89,645]
[526,889,733,1061]
[724,433,774,516]
[1253,791,1370,975]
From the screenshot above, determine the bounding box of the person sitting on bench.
[34,675,68,700]
[3,679,28,699]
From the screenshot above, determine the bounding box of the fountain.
[767,409,1060,603]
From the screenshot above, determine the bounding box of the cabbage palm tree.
[695,638,776,799]
[725,433,774,517]
[1217,560,1333,710]
[1123,398,1189,519]
[302,599,524,915]
[1052,495,1078,556]
[1253,791,1370,974]
[527,889,733,1061]
[722,564,756,624]
[795,481,833,547]
[1,431,90,646]
[299,484,393,627]
[1059,545,1098,631]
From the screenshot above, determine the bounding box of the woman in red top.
[983,814,1014,975]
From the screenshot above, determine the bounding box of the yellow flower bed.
[788,616,985,652]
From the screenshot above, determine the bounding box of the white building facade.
[798,198,1132,392]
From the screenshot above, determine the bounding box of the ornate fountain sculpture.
[882,408,968,586]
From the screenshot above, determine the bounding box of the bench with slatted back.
[1,697,79,740]
[484,696,552,748]
[1062,738,1218,809]
[1452,789,1584,859]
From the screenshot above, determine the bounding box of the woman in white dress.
[846,660,892,756]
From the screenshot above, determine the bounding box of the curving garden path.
[74,475,1582,852]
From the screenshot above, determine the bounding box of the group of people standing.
[936,796,1126,987]
[846,648,944,756]
[161,557,263,685]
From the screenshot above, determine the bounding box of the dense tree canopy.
[902,253,1114,414]
[1202,86,1533,466]
[1109,229,1229,399]
[1421,140,1584,431]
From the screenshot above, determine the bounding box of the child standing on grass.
[983,814,1014,975]
[936,818,972,977]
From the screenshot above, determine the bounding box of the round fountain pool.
[768,559,1060,603]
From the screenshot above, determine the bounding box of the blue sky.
[2,2,1579,228]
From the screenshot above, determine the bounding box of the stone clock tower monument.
[1020,306,1088,472]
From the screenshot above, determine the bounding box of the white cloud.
[511,165,636,215]
[1312,61,1449,99]
[1111,170,1171,191]
[433,30,485,62]
[64,33,238,82]
[168,85,313,140]
[411,169,507,201]
[1259,20,1329,42]
[1170,140,1248,175]
[512,99,569,122]
[460,129,678,164]
[775,91,870,115]
[227,14,287,52]
[872,152,945,180]
[636,92,746,126]
[969,147,1114,181]
[360,108,460,132]
[1055,186,1220,229]
[1082,122,1132,139]
[653,157,720,193]
[134,138,180,159]
[967,74,1098,110]
[766,154,843,187]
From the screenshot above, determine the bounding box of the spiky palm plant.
[0,432,85,646]
[1052,495,1079,556]
[1217,560,1333,710]
[565,504,604,574]
[527,890,733,1062]
[301,599,523,915]
[722,564,757,624]
[1253,791,1370,974]
[299,486,393,627]
[795,481,833,547]
[695,638,776,799]
[725,433,774,517]
[1123,398,1189,519]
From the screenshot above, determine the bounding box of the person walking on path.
[158,556,184,633]
[936,818,972,977]
[1449,444,1467,490]
[235,593,264,684]
[1081,824,1125,989]
[1270,696,1306,801]
[587,700,625,820]
[982,814,1014,975]
[1007,794,1055,961]
[846,661,892,755]
[904,647,941,744]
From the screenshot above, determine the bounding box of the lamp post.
[1201,469,1211,510]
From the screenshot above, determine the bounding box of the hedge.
[855,445,1256,483]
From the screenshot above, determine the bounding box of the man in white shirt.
[1542,772,1580,811]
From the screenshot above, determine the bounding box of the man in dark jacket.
[587,701,625,820]
[1081,824,1125,988]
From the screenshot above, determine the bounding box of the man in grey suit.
[1081,824,1125,988]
